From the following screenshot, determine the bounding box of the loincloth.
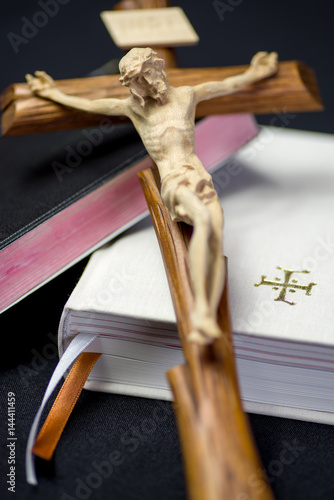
[160,164,219,222]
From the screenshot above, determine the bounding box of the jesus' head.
[119,48,168,106]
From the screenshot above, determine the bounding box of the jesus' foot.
[187,330,212,345]
[187,310,223,344]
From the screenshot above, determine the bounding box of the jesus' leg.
[173,186,223,344]
[207,203,225,314]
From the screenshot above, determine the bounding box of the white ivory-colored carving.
[26,48,278,344]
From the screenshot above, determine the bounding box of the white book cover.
[59,126,334,424]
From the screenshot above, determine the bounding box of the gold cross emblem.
[254,266,317,305]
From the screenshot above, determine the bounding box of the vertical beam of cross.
[139,166,275,500]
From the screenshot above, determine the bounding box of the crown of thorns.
[119,48,165,86]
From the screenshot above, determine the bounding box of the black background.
[1,1,334,499]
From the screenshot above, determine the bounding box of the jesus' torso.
[126,86,206,180]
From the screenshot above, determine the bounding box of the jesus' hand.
[26,71,56,98]
[247,51,278,81]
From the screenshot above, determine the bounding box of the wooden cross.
[1,60,322,136]
[1,1,323,499]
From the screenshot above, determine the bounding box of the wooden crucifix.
[1,2,323,499]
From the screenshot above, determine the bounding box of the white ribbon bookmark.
[26,333,98,485]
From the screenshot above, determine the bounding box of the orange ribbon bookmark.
[33,352,101,460]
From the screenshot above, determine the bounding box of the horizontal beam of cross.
[1,61,323,136]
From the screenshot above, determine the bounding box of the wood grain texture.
[138,167,275,500]
[1,61,323,136]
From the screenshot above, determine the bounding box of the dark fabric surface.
[1,1,334,499]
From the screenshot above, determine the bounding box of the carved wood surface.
[113,1,178,68]
[1,61,323,136]
[138,167,275,500]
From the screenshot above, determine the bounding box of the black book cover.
[0,121,146,251]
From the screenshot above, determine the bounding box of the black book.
[0,120,149,313]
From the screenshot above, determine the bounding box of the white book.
[59,126,334,425]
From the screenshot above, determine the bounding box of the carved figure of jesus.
[26,48,278,344]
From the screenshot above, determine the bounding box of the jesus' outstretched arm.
[25,71,130,116]
[193,51,278,104]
